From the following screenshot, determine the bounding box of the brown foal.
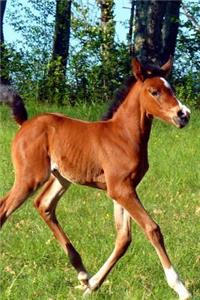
[0,58,191,299]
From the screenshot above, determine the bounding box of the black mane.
[101,76,136,121]
[102,63,166,121]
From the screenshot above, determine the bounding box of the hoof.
[178,288,192,300]
[77,271,89,286]
[82,277,99,297]
[179,292,192,300]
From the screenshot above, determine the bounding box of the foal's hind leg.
[0,132,51,228]
[0,181,38,227]
[34,175,89,287]
[84,201,132,294]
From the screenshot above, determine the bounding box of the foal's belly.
[51,160,106,190]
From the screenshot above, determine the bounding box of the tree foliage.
[173,1,200,108]
[1,0,199,106]
[4,0,55,99]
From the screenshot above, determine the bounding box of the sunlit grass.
[0,104,199,300]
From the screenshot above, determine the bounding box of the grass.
[0,102,200,300]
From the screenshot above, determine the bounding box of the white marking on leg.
[83,276,106,296]
[76,271,90,290]
[51,160,58,171]
[40,178,64,208]
[164,266,191,299]
[78,271,89,282]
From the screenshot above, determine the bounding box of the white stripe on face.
[160,77,191,116]
[177,99,191,115]
[160,77,171,90]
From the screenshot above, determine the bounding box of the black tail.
[0,84,28,125]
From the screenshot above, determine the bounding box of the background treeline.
[0,0,200,107]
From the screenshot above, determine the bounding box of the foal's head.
[132,58,190,128]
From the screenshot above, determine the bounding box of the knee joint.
[146,224,163,246]
[108,186,132,202]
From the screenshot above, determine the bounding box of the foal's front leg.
[84,201,132,294]
[107,180,191,300]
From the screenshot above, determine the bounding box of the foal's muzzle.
[173,106,190,128]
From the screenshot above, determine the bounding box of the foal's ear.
[131,58,144,81]
[161,56,173,77]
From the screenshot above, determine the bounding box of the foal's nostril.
[174,103,190,128]
[177,110,185,118]
[174,108,190,128]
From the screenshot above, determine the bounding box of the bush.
[174,72,200,109]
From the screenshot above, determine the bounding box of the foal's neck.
[112,81,152,146]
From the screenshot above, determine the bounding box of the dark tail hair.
[0,84,28,125]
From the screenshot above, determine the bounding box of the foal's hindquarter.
[0,64,191,299]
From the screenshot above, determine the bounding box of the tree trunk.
[38,0,71,103]
[127,0,136,56]
[0,0,6,44]
[146,0,167,64]
[134,1,149,62]
[0,0,10,84]
[133,0,181,65]
[52,0,71,75]
[97,0,115,62]
[97,0,115,101]
[161,0,181,64]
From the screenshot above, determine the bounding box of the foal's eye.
[149,89,160,98]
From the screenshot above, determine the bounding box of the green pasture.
[0,103,199,300]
